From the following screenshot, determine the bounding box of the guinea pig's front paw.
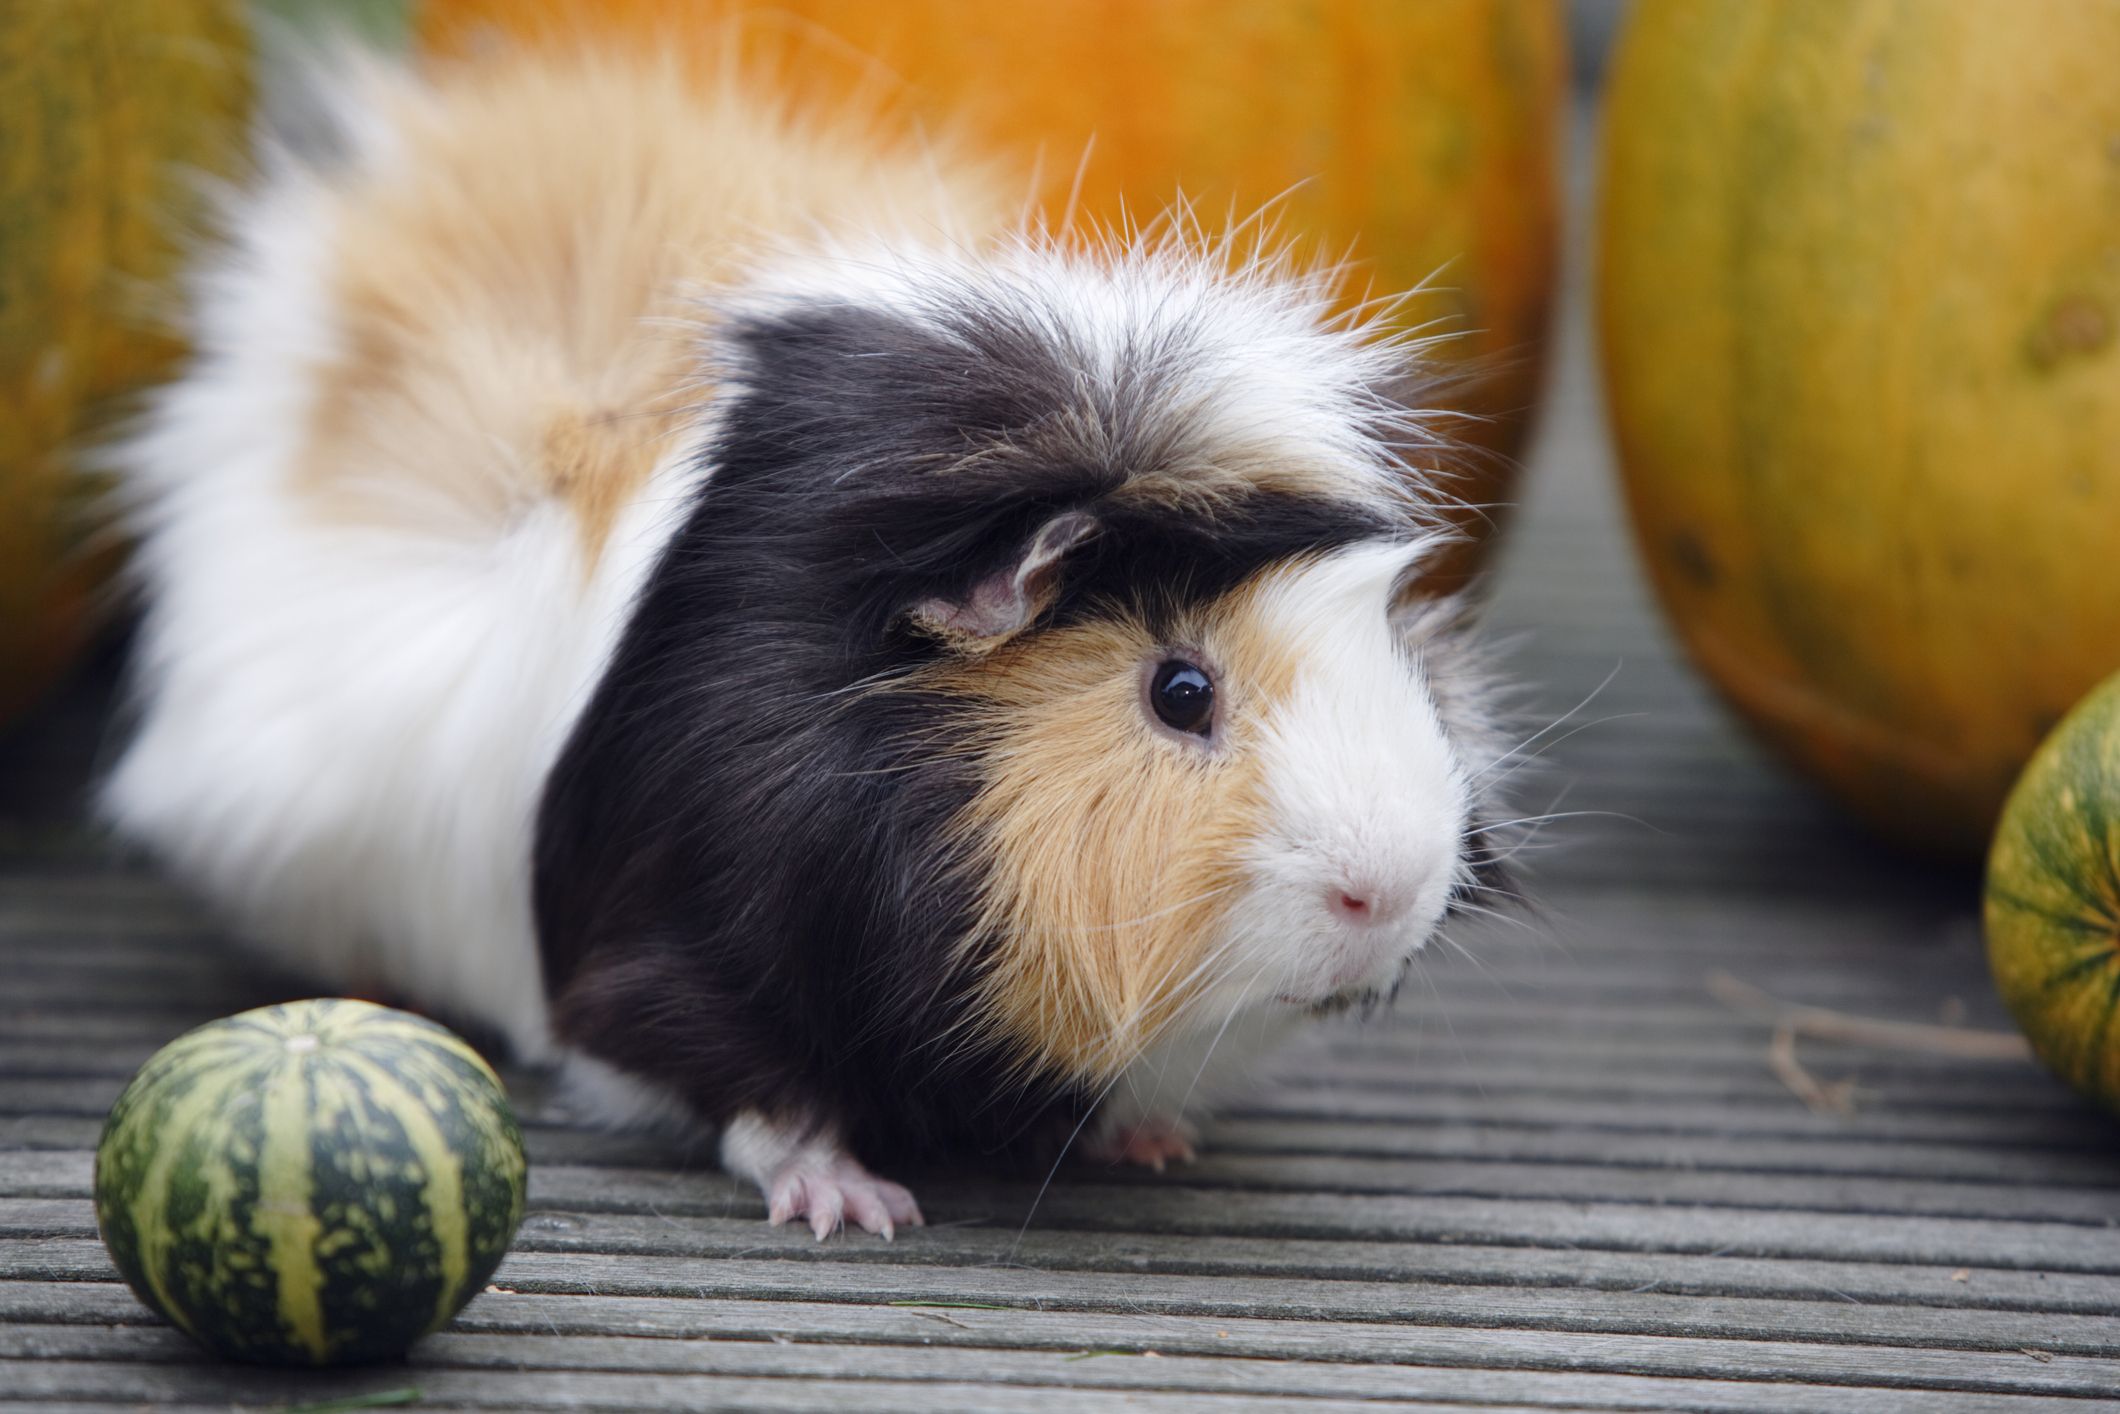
[719,1110,924,1241]
[1083,1114,1200,1173]
[764,1157,924,1241]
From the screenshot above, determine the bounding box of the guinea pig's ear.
[907,510,1100,649]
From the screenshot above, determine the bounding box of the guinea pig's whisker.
[909,889,1245,1079]
[814,667,924,701]
[1459,883,1536,916]
[1083,938,1252,1079]
[823,753,979,780]
[1443,899,1535,934]
[1461,835,1565,861]
[1008,1061,1139,1261]
[1473,662,1626,784]
[1465,808,1649,837]
[1172,974,1267,1122]
[1431,929,1517,1000]
[1114,969,1253,1125]
[1406,953,1486,1070]
[1008,882,1240,940]
[1462,780,1571,840]
[1458,848,1543,876]
[1133,919,1248,999]
[1061,941,1236,1081]
[1480,713,1648,795]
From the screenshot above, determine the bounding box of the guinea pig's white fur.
[105,48,951,1063]
[102,42,1512,1238]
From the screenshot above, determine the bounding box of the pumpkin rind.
[1599,0,2120,854]
[1986,673,2120,1115]
[93,999,527,1365]
[0,0,253,723]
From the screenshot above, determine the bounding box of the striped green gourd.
[1985,670,2120,1115]
[94,998,527,1364]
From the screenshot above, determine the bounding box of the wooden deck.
[7,173,2120,1414]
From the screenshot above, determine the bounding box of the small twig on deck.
[1767,1020,1859,1116]
[1707,971,2033,1115]
[1710,972,2033,1058]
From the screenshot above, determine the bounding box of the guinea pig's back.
[103,44,994,1057]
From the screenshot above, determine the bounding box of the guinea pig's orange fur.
[928,568,1312,1084]
[296,48,1000,562]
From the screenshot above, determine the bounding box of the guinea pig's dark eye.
[1150,659,1215,735]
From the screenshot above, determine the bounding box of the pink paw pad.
[1090,1117,1199,1173]
[765,1160,924,1241]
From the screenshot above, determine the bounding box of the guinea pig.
[103,41,1519,1239]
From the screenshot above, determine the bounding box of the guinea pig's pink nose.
[1328,883,1406,926]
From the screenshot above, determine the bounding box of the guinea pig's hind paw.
[765,1161,924,1242]
[1086,1117,1200,1174]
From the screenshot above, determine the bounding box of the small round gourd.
[94,999,527,1365]
[1985,672,2120,1115]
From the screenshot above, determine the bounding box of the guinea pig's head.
[918,534,1503,1085]
[737,241,1514,1084]
[537,233,1517,1126]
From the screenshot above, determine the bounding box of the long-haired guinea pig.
[103,40,1520,1238]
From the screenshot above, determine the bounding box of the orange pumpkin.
[418,0,1565,587]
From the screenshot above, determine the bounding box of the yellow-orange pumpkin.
[0,0,254,725]
[1600,0,2120,855]
[418,0,1566,588]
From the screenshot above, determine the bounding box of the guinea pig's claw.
[840,1174,923,1241]
[764,1159,924,1241]
[807,1187,842,1242]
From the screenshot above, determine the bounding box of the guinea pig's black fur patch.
[533,293,1405,1164]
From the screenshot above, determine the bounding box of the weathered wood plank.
[0,967,2020,1023]
[1199,1119,2120,1187]
[0,1326,2107,1413]
[0,1029,2083,1124]
[5,1280,2115,1399]
[1238,1083,2105,1148]
[2,1051,2099,1162]
[12,1096,2117,1231]
[8,1076,2112,1187]
[11,1147,2120,1275]
[8,1198,2113,1315]
[2,1030,2078,1123]
[13,1234,2120,1360]
[848,1153,2120,1226]
[0,1361,1462,1414]
[0,987,2027,1048]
